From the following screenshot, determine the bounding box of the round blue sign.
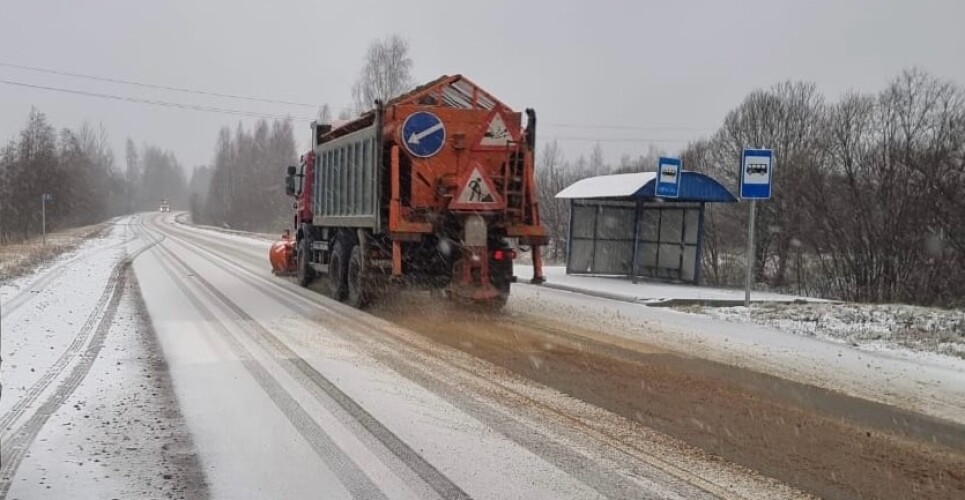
[401,111,446,158]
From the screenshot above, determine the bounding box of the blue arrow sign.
[402,111,446,158]
[740,149,774,199]
[655,157,681,198]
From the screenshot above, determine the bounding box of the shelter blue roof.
[556,171,737,203]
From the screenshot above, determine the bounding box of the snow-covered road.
[1,216,203,498]
[125,213,799,499]
[2,212,963,499]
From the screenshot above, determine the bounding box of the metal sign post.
[739,149,774,307]
[41,193,48,246]
[745,200,756,306]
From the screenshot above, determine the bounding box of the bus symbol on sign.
[740,149,774,200]
[745,163,768,175]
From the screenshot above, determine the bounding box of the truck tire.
[347,245,369,309]
[297,238,315,287]
[328,240,349,301]
[488,255,513,309]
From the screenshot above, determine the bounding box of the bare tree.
[588,142,607,175]
[351,34,414,114]
[535,140,570,261]
[317,104,332,125]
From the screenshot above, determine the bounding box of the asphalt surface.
[3,212,963,499]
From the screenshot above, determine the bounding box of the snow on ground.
[146,213,800,499]
[516,264,964,363]
[172,212,277,242]
[1,224,128,411]
[154,221,965,428]
[516,265,823,304]
[507,284,965,426]
[0,223,106,281]
[1,215,205,499]
[134,216,617,499]
[680,302,965,360]
[4,272,206,500]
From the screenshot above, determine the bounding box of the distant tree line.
[193,119,296,232]
[0,108,187,244]
[191,34,414,233]
[536,69,964,307]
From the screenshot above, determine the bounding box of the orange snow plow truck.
[272,75,547,309]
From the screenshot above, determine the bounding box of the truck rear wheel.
[347,245,369,309]
[328,240,349,301]
[296,238,315,287]
[488,255,513,309]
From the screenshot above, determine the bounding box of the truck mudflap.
[447,214,509,306]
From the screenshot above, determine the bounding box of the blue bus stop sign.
[655,157,681,198]
[401,111,446,158]
[740,149,774,199]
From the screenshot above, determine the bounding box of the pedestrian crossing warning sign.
[450,165,504,210]
[475,110,519,150]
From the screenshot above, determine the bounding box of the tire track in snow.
[0,229,162,498]
[145,224,470,500]
[145,230,390,500]
[0,267,126,497]
[0,225,160,434]
[0,218,139,320]
[145,216,737,499]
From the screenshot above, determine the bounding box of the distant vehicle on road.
[159,199,171,212]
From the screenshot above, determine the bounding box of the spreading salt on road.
[1,213,963,499]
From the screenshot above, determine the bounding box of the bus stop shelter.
[556,171,737,284]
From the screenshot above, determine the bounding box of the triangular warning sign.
[475,110,519,150]
[450,166,504,210]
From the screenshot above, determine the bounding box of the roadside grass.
[0,224,108,281]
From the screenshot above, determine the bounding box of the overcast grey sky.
[2,0,963,171]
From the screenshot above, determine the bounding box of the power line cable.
[0,79,315,121]
[542,122,711,132]
[548,136,694,144]
[1,62,713,131]
[0,61,320,108]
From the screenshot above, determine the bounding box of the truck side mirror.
[287,165,297,175]
[285,172,296,196]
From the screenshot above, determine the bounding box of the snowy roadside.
[678,302,965,361]
[0,223,107,282]
[1,215,207,499]
[171,212,277,242]
[156,218,965,424]
[4,271,207,500]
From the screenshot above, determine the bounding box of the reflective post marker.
[745,200,756,307]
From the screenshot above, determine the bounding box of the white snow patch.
[555,172,656,199]
[517,265,822,304]
[682,302,965,360]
